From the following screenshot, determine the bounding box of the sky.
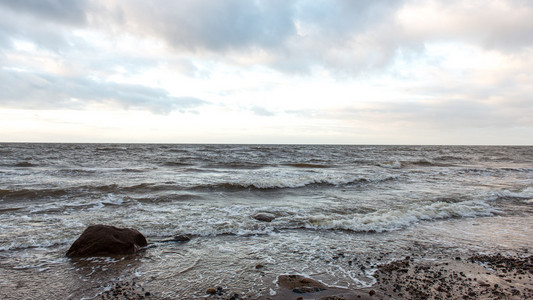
[0,0,532,144]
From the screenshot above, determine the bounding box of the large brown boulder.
[66,224,147,257]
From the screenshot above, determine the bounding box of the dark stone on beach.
[66,224,147,257]
[206,288,216,294]
[172,234,192,242]
[255,264,264,269]
[278,274,327,293]
[369,289,376,296]
[253,213,276,222]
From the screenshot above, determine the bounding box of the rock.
[206,288,216,295]
[172,234,192,242]
[277,274,327,293]
[293,287,326,293]
[253,213,276,222]
[66,224,147,257]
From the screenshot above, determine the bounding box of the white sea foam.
[288,199,496,233]
[497,187,533,199]
[225,170,397,189]
[100,197,500,240]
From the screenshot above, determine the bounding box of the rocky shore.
[91,251,532,299]
[68,224,532,299]
[359,252,533,300]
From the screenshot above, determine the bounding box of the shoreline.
[95,251,533,299]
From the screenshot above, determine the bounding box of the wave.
[0,188,69,200]
[301,199,496,233]
[378,161,402,169]
[0,206,23,213]
[496,187,533,200]
[134,194,203,203]
[456,167,533,176]
[5,161,39,167]
[378,158,458,169]
[435,154,466,162]
[0,184,134,201]
[0,196,499,251]
[203,162,269,169]
[95,146,129,151]
[161,161,194,167]
[0,173,399,201]
[136,199,497,239]
[53,167,154,176]
[283,163,331,168]
[192,175,397,191]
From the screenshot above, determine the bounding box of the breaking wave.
[193,174,397,191]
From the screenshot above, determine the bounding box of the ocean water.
[0,144,532,299]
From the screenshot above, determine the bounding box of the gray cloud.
[0,3,84,52]
[103,0,407,73]
[0,69,207,114]
[3,0,532,74]
[111,0,297,52]
[0,0,88,25]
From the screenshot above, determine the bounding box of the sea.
[0,143,532,299]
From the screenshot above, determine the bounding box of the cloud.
[0,2,86,51]
[0,0,88,25]
[0,68,207,114]
[103,0,297,52]
[251,106,275,116]
[3,0,532,74]
[395,0,533,52]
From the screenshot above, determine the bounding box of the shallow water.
[0,144,532,298]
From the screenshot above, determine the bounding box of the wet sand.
[93,251,532,300]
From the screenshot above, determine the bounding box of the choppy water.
[1,144,532,299]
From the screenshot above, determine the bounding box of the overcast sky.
[1,0,532,144]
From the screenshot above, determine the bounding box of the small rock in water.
[253,213,276,222]
[206,288,216,294]
[172,234,192,242]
